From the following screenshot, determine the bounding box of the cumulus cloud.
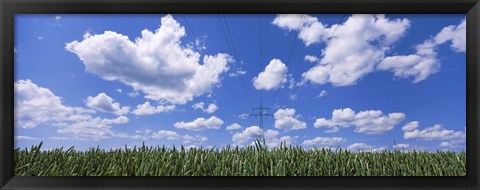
[132,101,175,116]
[317,90,327,98]
[237,113,249,120]
[402,121,419,132]
[66,14,232,105]
[56,115,130,140]
[264,130,294,149]
[15,136,39,140]
[174,116,224,131]
[229,69,247,77]
[392,143,410,149]
[232,126,262,145]
[274,108,307,130]
[14,79,131,140]
[253,58,288,90]
[434,18,466,52]
[304,55,319,63]
[377,39,439,83]
[378,18,465,83]
[302,137,346,147]
[314,108,405,134]
[15,79,77,129]
[403,123,465,141]
[347,143,387,152]
[226,123,242,131]
[192,102,218,113]
[182,134,208,145]
[273,14,411,86]
[86,93,130,115]
[130,129,207,145]
[275,15,465,85]
[273,14,333,46]
[128,91,140,97]
[402,123,465,150]
[151,130,181,140]
[232,126,293,148]
[439,142,456,148]
[288,93,297,101]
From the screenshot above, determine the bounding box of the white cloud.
[132,101,175,116]
[232,126,293,149]
[15,136,39,140]
[288,93,297,101]
[377,40,439,83]
[128,91,140,97]
[304,55,319,63]
[15,79,75,129]
[393,143,410,149]
[434,18,466,53]
[129,129,207,144]
[15,79,131,140]
[116,89,122,93]
[232,126,261,145]
[56,115,129,141]
[347,143,386,152]
[229,69,247,77]
[302,137,346,147]
[151,130,180,140]
[378,18,465,83]
[253,58,288,90]
[275,14,411,86]
[174,116,223,131]
[182,134,208,145]
[85,93,130,115]
[276,15,464,85]
[264,130,294,149]
[66,14,232,105]
[439,142,451,147]
[403,123,465,141]
[317,90,327,98]
[55,16,61,20]
[274,108,307,130]
[314,108,405,134]
[324,127,339,133]
[38,36,44,40]
[226,123,242,131]
[192,102,218,114]
[402,121,419,132]
[287,74,296,89]
[237,113,249,120]
[273,14,332,46]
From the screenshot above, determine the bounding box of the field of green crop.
[14,142,466,176]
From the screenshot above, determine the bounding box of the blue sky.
[14,14,466,152]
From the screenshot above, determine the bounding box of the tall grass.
[14,142,466,176]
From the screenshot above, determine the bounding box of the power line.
[269,14,306,110]
[220,14,254,108]
[259,15,263,102]
[328,14,347,39]
[180,14,246,110]
[181,14,198,40]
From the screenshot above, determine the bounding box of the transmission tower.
[249,100,272,145]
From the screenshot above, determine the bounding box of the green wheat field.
[14,142,466,176]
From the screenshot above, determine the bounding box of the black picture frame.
[1,0,479,189]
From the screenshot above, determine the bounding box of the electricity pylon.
[249,100,272,145]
